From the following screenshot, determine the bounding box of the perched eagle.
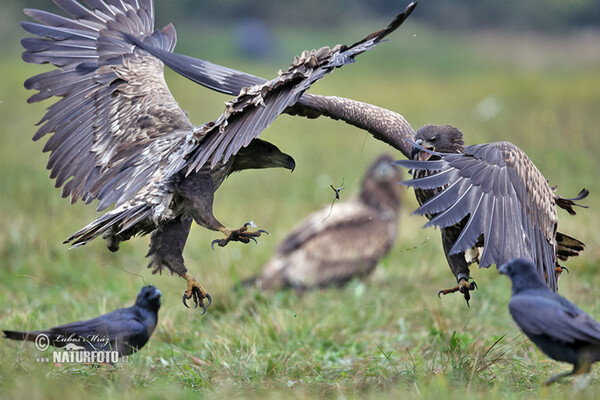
[21,0,416,311]
[394,125,588,304]
[247,154,402,290]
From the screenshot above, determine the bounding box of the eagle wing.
[259,200,397,288]
[183,2,417,172]
[396,141,559,290]
[22,0,194,212]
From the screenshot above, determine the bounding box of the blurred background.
[0,1,599,398]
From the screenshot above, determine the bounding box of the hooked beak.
[283,154,296,172]
[411,139,435,161]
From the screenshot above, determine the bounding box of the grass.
[1,16,600,400]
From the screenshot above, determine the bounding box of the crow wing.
[509,293,600,344]
[396,141,559,290]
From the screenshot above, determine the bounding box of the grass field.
[1,13,600,400]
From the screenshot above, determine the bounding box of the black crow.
[3,285,161,357]
[499,258,600,385]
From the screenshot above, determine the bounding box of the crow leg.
[147,216,211,313]
[211,223,269,249]
[545,355,592,386]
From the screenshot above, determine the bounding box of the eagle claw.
[182,273,211,314]
[437,279,478,307]
[212,223,269,249]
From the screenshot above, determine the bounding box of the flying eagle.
[113,12,591,305]
[394,125,588,304]
[246,154,402,290]
[21,0,416,311]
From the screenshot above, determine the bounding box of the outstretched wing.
[183,2,417,172]
[22,0,193,211]
[395,141,559,290]
[133,2,417,101]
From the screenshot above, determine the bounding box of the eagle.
[21,0,417,311]
[394,125,588,304]
[125,24,590,305]
[246,154,402,290]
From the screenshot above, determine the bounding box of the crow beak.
[498,263,508,275]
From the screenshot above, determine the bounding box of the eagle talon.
[182,272,210,313]
[437,279,477,306]
[214,224,270,248]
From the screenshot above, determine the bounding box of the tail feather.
[3,330,41,342]
[556,232,585,261]
[556,188,589,216]
[65,202,152,247]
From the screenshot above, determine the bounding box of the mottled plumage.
[22,0,415,310]
[395,125,587,303]
[249,155,401,290]
[499,258,600,385]
[4,286,161,357]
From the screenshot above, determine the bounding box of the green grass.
[1,21,600,400]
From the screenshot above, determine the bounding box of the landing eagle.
[21,0,417,310]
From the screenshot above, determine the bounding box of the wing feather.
[398,141,560,289]
[23,0,192,210]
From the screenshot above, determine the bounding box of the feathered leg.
[147,216,211,313]
[176,172,269,250]
[437,229,477,306]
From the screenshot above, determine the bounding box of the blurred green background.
[1,1,600,399]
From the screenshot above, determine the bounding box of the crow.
[499,258,600,385]
[3,285,161,357]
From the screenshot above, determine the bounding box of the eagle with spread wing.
[120,19,590,305]
[90,3,591,306]
[247,154,402,290]
[21,0,416,311]
[394,125,588,304]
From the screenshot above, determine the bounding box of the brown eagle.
[394,125,588,304]
[130,22,590,305]
[21,0,416,311]
[247,154,401,290]
[109,8,591,305]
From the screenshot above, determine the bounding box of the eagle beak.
[283,154,296,172]
[411,139,434,161]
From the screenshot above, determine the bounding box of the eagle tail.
[65,202,152,249]
[555,188,589,216]
[556,232,585,261]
